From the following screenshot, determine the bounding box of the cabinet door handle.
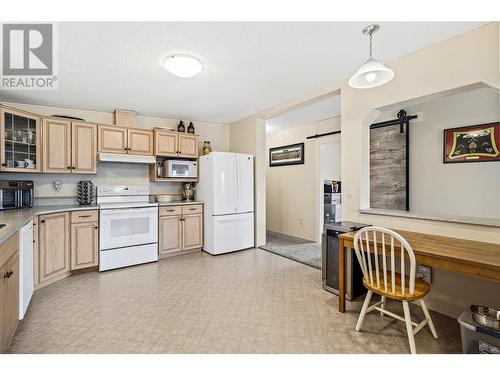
[67,166,71,169]
[94,226,98,229]
[166,209,175,212]
[72,166,76,169]
[40,219,45,223]
[4,271,13,279]
[1,163,6,167]
[79,215,92,218]
[188,207,196,211]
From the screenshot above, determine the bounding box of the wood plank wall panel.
[370,125,407,210]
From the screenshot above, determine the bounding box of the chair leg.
[420,299,438,339]
[402,301,417,354]
[380,296,386,316]
[355,290,373,332]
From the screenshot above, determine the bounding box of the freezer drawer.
[205,212,254,255]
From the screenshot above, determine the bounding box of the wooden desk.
[337,229,500,312]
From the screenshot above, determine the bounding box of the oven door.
[99,206,158,250]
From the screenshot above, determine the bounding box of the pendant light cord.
[369,31,373,60]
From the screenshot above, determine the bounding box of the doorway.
[261,94,341,269]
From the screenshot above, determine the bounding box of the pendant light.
[349,24,395,89]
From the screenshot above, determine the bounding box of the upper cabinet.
[154,129,198,158]
[154,129,177,157]
[99,125,153,156]
[42,118,97,174]
[128,129,154,155]
[71,121,97,173]
[42,118,71,173]
[98,125,127,154]
[0,107,41,173]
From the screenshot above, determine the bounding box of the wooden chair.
[352,226,438,354]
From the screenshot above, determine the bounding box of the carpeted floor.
[260,231,321,269]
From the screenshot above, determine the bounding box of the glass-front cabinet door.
[0,106,41,172]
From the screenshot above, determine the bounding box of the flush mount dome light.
[349,24,395,89]
[163,54,203,78]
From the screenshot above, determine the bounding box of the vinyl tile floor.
[8,248,461,354]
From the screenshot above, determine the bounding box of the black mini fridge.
[322,221,368,300]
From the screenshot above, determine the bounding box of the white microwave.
[163,160,198,178]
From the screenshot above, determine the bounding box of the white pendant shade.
[348,59,395,89]
[163,54,203,78]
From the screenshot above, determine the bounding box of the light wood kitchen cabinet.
[42,117,72,173]
[128,128,154,155]
[182,214,203,250]
[70,210,99,270]
[71,222,99,270]
[178,133,198,158]
[153,129,198,158]
[38,212,70,286]
[0,234,19,353]
[158,215,182,255]
[99,125,153,155]
[42,118,97,174]
[0,106,41,173]
[159,204,203,256]
[71,121,97,173]
[154,129,178,157]
[98,125,128,154]
[33,217,39,286]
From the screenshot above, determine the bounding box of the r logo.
[2,24,53,76]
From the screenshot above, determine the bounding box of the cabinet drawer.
[159,206,182,217]
[182,204,203,215]
[71,210,99,223]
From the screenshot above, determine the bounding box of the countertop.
[157,201,204,206]
[0,201,205,247]
[0,204,98,246]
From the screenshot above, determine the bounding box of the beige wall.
[266,117,341,241]
[375,87,500,219]
[230,117,267,247]
[237,22,500,318]
[0,101,230,197]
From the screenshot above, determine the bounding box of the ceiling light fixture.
[349,24,395,89]
[163,53,203,78]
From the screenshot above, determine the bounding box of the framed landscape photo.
[443,122,500,163]
[269,142,305,167]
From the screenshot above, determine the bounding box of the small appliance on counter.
[76,181,95,205]
[181,182,195,201]
[322,221,369,300]
[0,180,34,210]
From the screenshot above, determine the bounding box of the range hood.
[98,153,156,164]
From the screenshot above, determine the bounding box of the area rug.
[259,231,321,269]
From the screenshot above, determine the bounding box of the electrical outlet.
[417,265,431,284]
[299,218,304,226]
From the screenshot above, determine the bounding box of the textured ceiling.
[266,95,341,133]
[0,22,486,124]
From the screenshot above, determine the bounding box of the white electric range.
[97,185,158,271]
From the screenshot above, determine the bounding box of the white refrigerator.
[197,152,254,255]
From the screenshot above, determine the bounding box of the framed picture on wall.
[443,122,500,163]
[269,142,305,167]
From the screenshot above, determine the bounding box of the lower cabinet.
[38,212,71,286]
[159,204,203,256]
[71,221,99,270]
[0,234,19,353]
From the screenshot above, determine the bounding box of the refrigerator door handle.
[234,157,238,212]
